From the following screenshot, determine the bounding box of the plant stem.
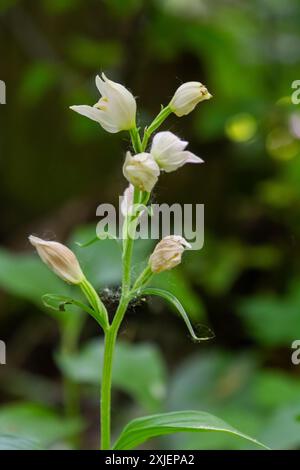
[80,278,109,330]
[100,120,156,449]
[122,186,141,292]
[129,127,143,153]
[100,327,114,450]
[132,264,153,291]
[100,129,143,450]
[100,295,130,450]
[141,106,172,150]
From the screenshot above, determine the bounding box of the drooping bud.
[149,235,191,273]
[70,73,136,133]
[29,236,85,285]
[150,131,203,172]
[169,81,212,117]
[123,151,160,193]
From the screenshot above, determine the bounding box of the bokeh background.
[1,0,300,450]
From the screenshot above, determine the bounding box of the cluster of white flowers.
[30,73,211,280]
[122,131,204,192]
[70,73,211,194]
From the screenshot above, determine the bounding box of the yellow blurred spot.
[225,113,257,142]
[266,128,300,160]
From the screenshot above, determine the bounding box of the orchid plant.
[29,73,267,450]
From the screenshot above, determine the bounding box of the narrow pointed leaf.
[113,410,269,450]
[42,293,105,328]
[76,233,121,249]
[138,288,213,341]
[42,293,94,316]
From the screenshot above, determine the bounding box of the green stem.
[100,295,130,450]
[129,127,143,153]
[121,187,141,293]
[100,112,163,449]
[141,106,172,150]
[132,264,153,291]
[100,129,143,450]
[80,278,109,330]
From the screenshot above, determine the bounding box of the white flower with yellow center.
[70,73,136,133]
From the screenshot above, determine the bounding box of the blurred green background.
[1,0,300,450]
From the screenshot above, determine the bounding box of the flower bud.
[149,235,191,273]
[151,131,203,172]
[169,81,212,117]
[123,151,160,193]
[70,73,136,133]
[29,236,85,284]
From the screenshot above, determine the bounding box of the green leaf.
[42,293,93,315]
[150,270,206,321]
[57,339,167,412]
[138,288,213,342]
[113,410,269,450]
[43,291,108,329]
[167,351,264,449]
[0,403,83,447]
[0,434,41,450]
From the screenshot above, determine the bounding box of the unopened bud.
[169,81,212,117]
[123,151,160,193]
[149,235,191,273]
[29,236,85,285]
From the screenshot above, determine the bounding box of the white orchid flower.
[70,73,136,133]
[150,131,203,172]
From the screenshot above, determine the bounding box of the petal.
[69,105,103,124]
[93,110,121,133]
[95,74,107,96]
[184,151,204,164]
[152,132,187,155]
